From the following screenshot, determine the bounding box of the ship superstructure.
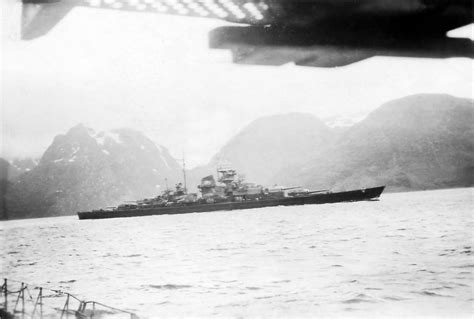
[198,167,265,203]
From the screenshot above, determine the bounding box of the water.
[1,188,473,318]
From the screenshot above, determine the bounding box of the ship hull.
[77,186,385,220]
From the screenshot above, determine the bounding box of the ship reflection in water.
[78,167,384,220]
[1,188,473,317]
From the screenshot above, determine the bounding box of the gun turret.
[280,186,302,190]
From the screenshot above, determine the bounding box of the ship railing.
[0,278,138,318]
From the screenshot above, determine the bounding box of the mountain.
[276,94,474,191]
[3,125,182,219]
[0,158,15,181]
[189,113,333,188]
[0,158,39,183]
[10,158,39,177]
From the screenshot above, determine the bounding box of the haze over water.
[1,188,473,318]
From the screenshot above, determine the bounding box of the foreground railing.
[0,279,138,318]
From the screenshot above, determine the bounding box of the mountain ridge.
[275,94,474,191]
[2,94,472,219]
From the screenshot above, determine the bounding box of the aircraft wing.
[17,0,274,40]
[7,0,474,67]
[15,0,473,40]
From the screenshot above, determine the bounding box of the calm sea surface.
[1,188,473,318]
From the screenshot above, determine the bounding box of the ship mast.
[182,153,187,193]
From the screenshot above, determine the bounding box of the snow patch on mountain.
[108,132,122,144]
[95,134,105,145]
[94,131,122,146]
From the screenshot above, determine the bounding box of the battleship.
[77,167,385,220]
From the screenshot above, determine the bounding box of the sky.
[1,1,473,167]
